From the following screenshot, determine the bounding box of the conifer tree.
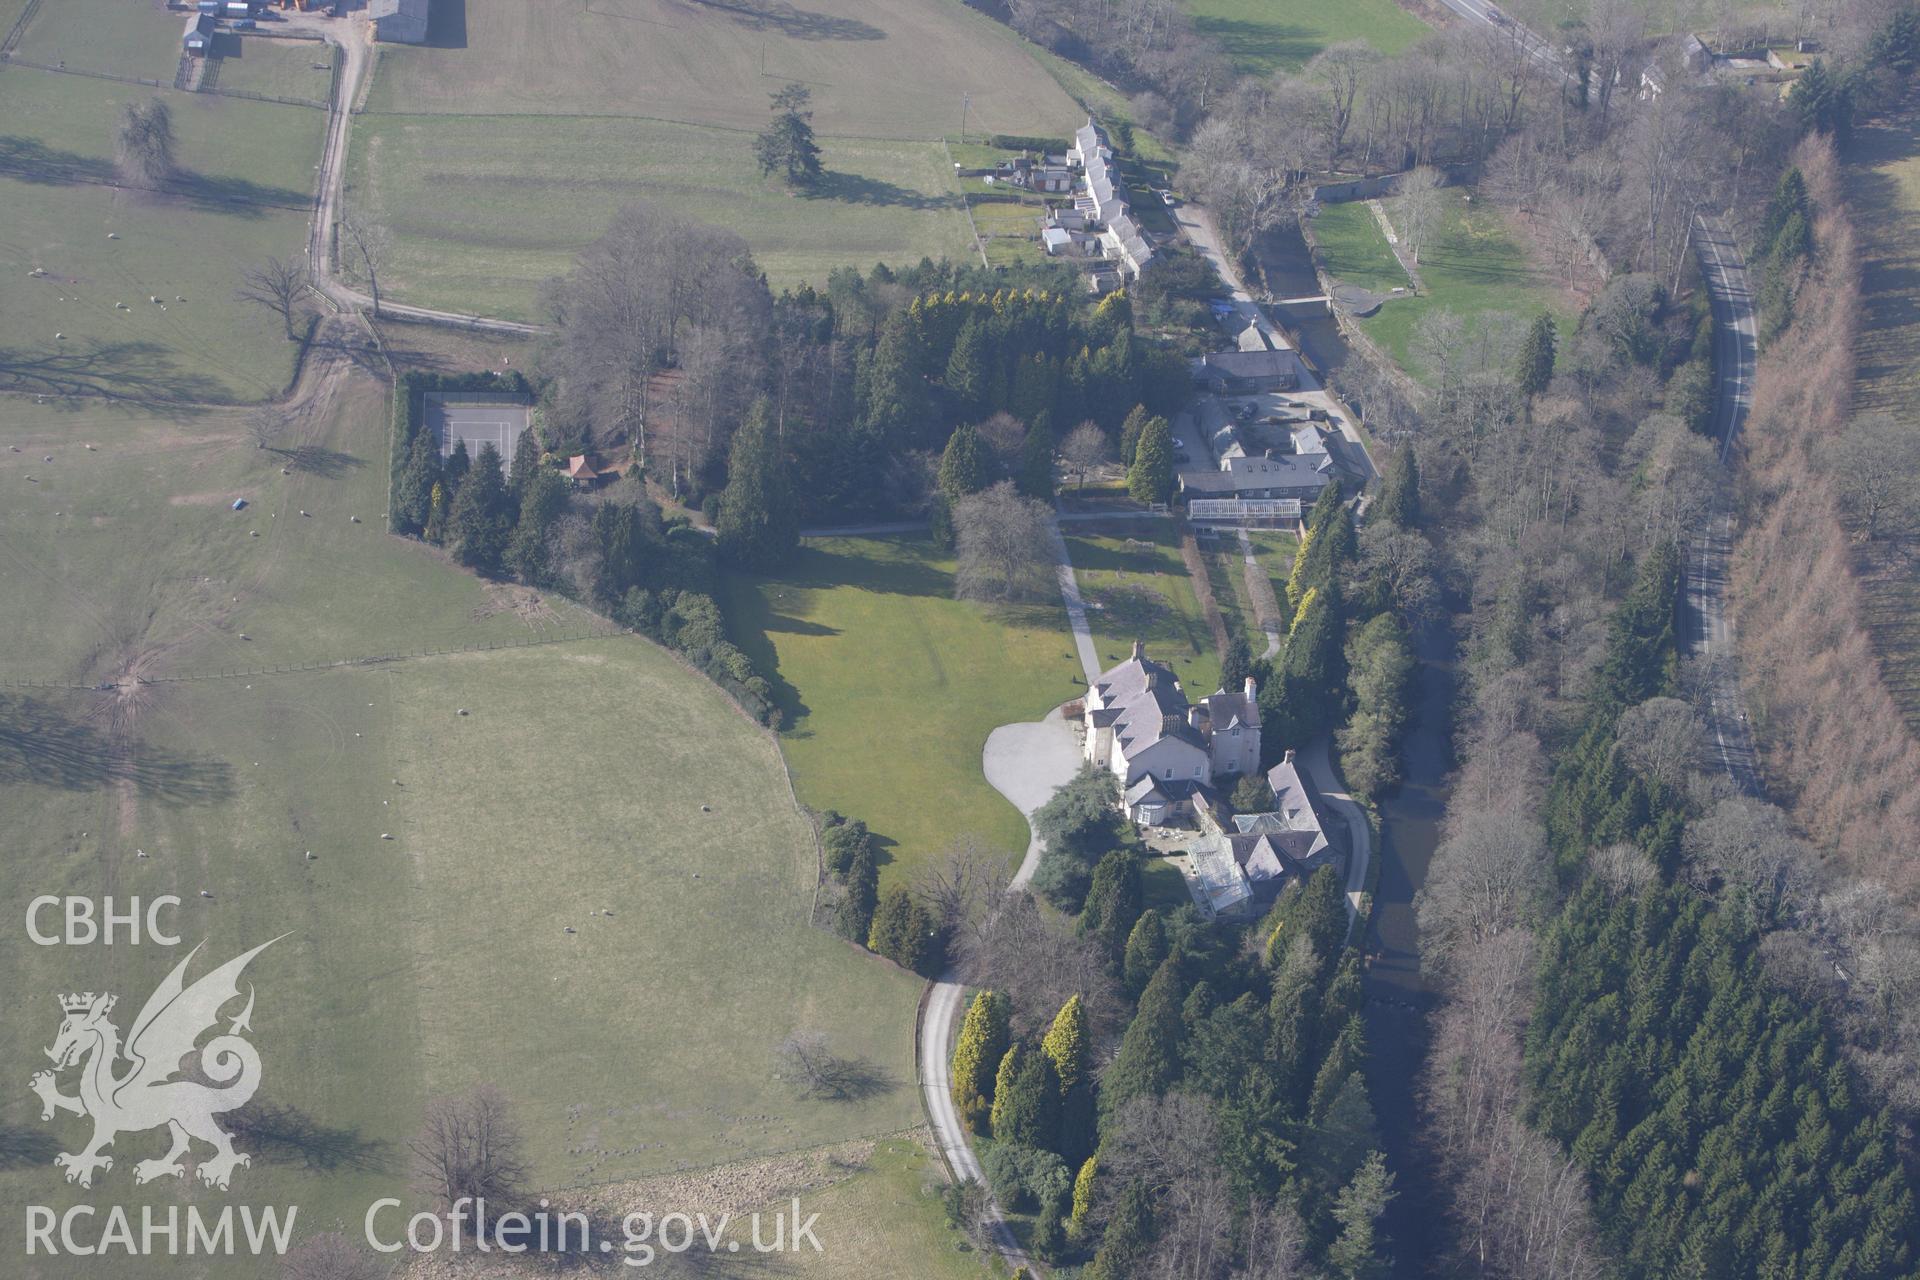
[1328,1151,1395,1280]
[446,441,511,576]
[1018,420,1055,501]
[508,426,542,502]
[754,82,823,186]
[989,1043,1059,1148]
[1078,848,1143,961]
[950,990,1011,1135]
[1118,403,1152,466]
[945,316,991,416]
[1085,1182,1153,1280]
[1127,414,1173,505]
[1066,1156,1097,1242]
[395,427,442,535]
[1376,443,1419,530]
[833,843,879,944]
[717,398,799,569]
[1103,955,1185,1113]
[1515,312,1558,407]
[442,437,470,497]
[938,423,994,501]
[867,886,936,973]
[1122,909,1167,996]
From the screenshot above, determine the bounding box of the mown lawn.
[725,535,1084,886]
[1186,0,1430,74]
[344,113,978,318]
[1311,200,1413,294]
[1349,191,1569,385]
[1068,525,1223,698]
[0,71,324,402]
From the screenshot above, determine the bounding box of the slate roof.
[1249,752,1344,865]
[1091,643,1205,762]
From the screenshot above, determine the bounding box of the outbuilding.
[369,0,429,44]
[183,13,215,53]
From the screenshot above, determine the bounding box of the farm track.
[304,23,541,337]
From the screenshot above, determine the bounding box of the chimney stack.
[1283,748,1295,766]
[1130,638,1145,661]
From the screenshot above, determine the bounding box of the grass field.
[1067,526,1223,699]
[207,36,336,103]
[725,535,1083,885]
[1185,0,1430,75]
[344,112,977,316]
[361,0,1082,139]
[1311,200,1412,294]
[0,372,924,1274]
[0,70,324,403]
[1844,111,1920,731]
[10,0,185,82]
[1315,192,1567,384]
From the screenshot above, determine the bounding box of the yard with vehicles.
[0,367,924,1271]
[1185,0,1430,75]
[0,69,325,403]
[342,113,980,318]
[725,534,1084,887]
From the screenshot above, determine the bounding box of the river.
[1257,217,1454,1278]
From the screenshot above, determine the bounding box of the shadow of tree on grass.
[687,0,882,41]
[0,695,234,806]
[226,1099,393,1173]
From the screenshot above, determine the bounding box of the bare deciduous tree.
[912,836,1012,954]
[1416,811,1552,966]
[953,481,1054,603]
[410,1084,529,1218]
[340,214,390,321]
[1684,797,1814,924]
[772,1031,890,1101]
[540,202,769,456]
[246,406,290,451]
[236,257,306,342]
[1396,165,1445,265]
[1615,696,1705,792]
[116,99,176,187]
[1826,411,1920,540]
[1233,1197,1310,1279]
[953,890,1123,1036]
[1061,420,1110,490]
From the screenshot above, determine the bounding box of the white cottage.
[1083,641,1260,825]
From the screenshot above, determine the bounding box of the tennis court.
[426,391,531,475]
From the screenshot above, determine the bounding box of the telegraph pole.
[960,92,971,144]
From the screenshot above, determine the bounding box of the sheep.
[380,833,393,840]
[199,890,213,899]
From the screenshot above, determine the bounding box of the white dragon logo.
[29,937,283,1191]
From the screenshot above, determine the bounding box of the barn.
[370,0,429,44]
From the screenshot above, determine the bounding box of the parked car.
[1171,436,1185,448]
[232,17,255,27]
